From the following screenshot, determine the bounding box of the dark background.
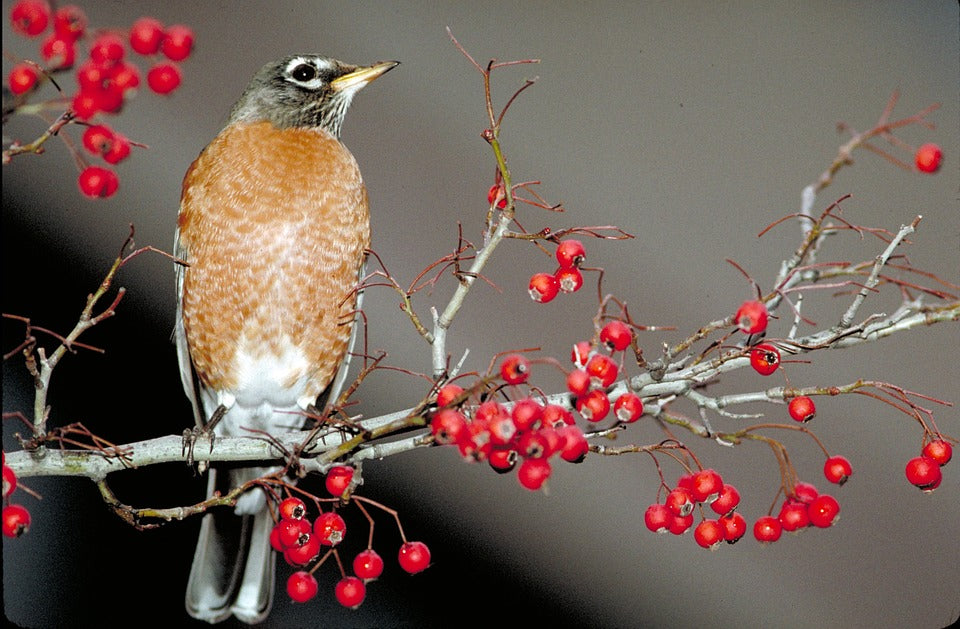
[3,2,958,628]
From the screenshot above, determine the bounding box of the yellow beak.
[330,61,400,92]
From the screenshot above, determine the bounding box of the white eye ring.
[284,56,334,89]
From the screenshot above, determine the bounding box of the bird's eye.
[291,64,317,82]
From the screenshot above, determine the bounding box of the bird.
[174,54,398,624]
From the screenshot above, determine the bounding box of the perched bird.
[175,54,397,624]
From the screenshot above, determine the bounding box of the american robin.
[174,54,397,624]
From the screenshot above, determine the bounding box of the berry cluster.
[644,469,747,549]
[2,452,30,538]
[567,320,642,424]
[6,1,193,197]
[271,468,431,610]
[528,239,586,303]
[904,439,952,492]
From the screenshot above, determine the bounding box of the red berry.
[314,511,347,546]
[788,396,816,423]
[488,448,518,473]
[8,63,39,95]
[486,183,507,209]
[668,512,694,535]
[528,272,559,303]
[792,481,819,504]
[102,133,131,164]
[397,541,431,574]
[807,494,840,528]
[40,33,75,69]
[2,504,31,538]
[77,166,119,198]
[129,17,165,55]
[904,455,942,491]
[147,63,181,94]
[644,503,672,533]
[555,239,586,269]
[749,343,780,376]
[488,413,517,446]
[613,392,643,423]
[694,519,724,550]
[753,515,782,543]
[286,571,318,603]
[710,483,741,516]
[555,267,583,293]
[325,465,354,497]
[2,465,17,498]
[334,576,366,609]
[777,501,810,532]
[557,425,589,463]
[823,455,853,485]
[10,0,50,37]
[430,408,467,445]
[89,33,126,65]
[278,496,306,521]
[500,354,531,385]
[585,353,618,388]
[275,518,307,548]
[914,143,943,174]
[510,398,543,432]
[690,468,723,504]
[52,5,86,40]
[922,439,953,466]
[665,486,695,517]
[435,383,464,407]
[517,457,552,490]
[720,512,747,543]
[81,124,115,154]
[161,24,194,61]
[570,340,592,367]
[353,549,384,580]
[576,389,610,422]
[600,320,633,351]
[566,369,591,396]
[543,403,575,427]
[734,300,768,335]
[284,534,320,566]
[110,62,141,93]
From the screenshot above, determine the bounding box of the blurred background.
[3,2,958,628]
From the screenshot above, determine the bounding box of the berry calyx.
[325,465,354,497]
[555,266,583,293]
[749,343,780,376]
[353,549,385,581]
[278,496,306,520]
[555,239,586,268]
[788,396,816,423]
[914,143,942,174]
[2,504,31,538]
[735,300,768,334]
[286,571,318,603]
[397,541,431,574]
[334,576,366,609]
[904,455,942,492]
[921,439,952,466]
[823,455,853,485]
[753,515,782,543]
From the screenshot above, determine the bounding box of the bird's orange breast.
[178,121,370,403]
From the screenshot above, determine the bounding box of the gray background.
[3,2,958,628]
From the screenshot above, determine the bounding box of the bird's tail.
[185,467,275,624]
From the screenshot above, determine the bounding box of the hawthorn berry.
[690,468,723,504]
[89,33,126,65]
[516,429,550,459]
[792,481,819,504]
[488,448,518,473]
[571,340,593,367]
[435,383,464,407]
[278,496,306,521]
[668,512,694,535]
[10,0,51,37]
[753,515,782,543]
[517,457,552,490]
[147,62,182,94]
[921,439,953,466]
[7,63,39,95]
[585,353,618,388]
[749,343,780,376]
[613,392,643,423]
[325,465,354,497]
[710,483,741,516]
[129,17,165,54]
[2,504,31,538]
[778,501,810,532]
[286,571,318,603]
[823,455,853,485]
[543,403,575,427]
[334,576,366,609]
[694,519,724,550]
[77,166,119,198]
[555,266,583,293]
[52,5,86,40]
[555,239,586,268]
[600,320,633,351]
[788,396,816,423]
[914,143,942,174]
[110,62,141,93]
[160,24,195,61]
[488,413,518,446]
[397,541,431,574]
[81,124,114,155]
[644,503,672,533]
[807,494,840,528]
[284,534,321,566]
[500,354,531,385]
[40,33,75,69]
[511,398,544,432]
[102,133,131,164]
[557,425,589,463]
[735,300,768,335]
[665,486,694,517]
[314,511,347,546]
[353,549,385,580]
[276,518,308,548]
[720,512,747,543]
[2,465,17,498]
[566,369,591,396]
[904,456,942,492]
[576,389,610,422]
[430,408,467,445]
